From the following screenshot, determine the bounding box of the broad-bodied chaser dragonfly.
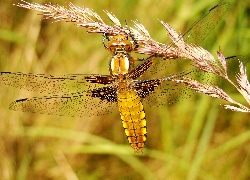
[0,2,229,152]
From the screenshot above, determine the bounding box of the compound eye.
[109,45,116,52]
[124,45,132,51]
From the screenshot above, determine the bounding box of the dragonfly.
[0,2,229,152]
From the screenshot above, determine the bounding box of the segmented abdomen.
[117,90,147,153]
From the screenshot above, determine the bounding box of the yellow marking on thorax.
[110,53,130,75]
[117,90,147,153]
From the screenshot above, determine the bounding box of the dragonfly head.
[107,35,134,54]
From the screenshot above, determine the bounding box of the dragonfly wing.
[10,88,118,117]
[137,57,194,81]
[130,56,196,105]
[135,70,196,106]
[182,2,230,44]
[0,72,114,95]
[142,3,230,58]
[142,55,250,106]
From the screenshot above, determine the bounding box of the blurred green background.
[0,0,250,179]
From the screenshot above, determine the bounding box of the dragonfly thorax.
[110,53,133,75]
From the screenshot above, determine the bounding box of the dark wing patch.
[84,75,115,85]
[88,86,118,102]
[128,57,154,79]
[134,79,161,98]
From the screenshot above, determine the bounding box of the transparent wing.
[10,90,118,117]
[0,72,113,94]
[140,3,230,57]
[136,71,197,106]
[137,55,250,107]
[181,2,230,44]
[133,57,209,106]
[137,57,194,81]
[1,72,118,117]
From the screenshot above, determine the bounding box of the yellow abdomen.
[117,90,147,153]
